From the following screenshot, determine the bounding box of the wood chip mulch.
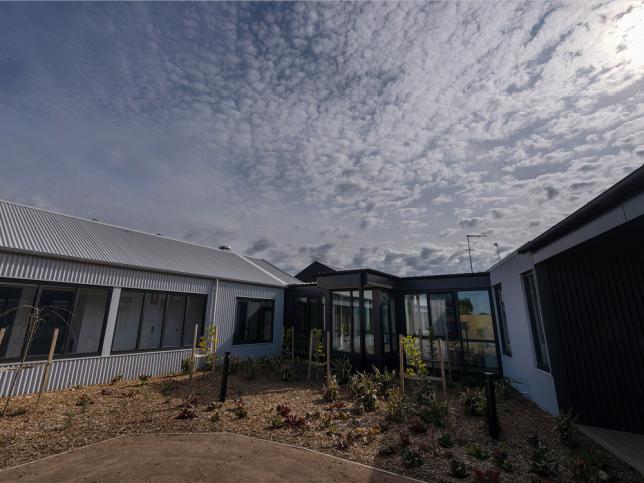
[0,368,642,482]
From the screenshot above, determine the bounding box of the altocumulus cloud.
[0,1,643,276]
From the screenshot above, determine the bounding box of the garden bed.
[0,365,641,482]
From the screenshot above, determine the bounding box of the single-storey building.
[489,165,644,433]
[0,200,299,397]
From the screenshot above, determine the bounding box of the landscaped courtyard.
[0,359,640,482]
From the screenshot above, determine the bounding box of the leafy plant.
[468,445,490,460]
[205,401,222,412]
[571,454,615,482]
[385,387,405,422]
[181,357,194,375]
[76,393,92,409]
[529,438,558,477]
[401,335,428,376]
[473,468,501,483]
[334,431,355,450]
[378,441,397,456]
[110,374,123,384]
[555,408,578,447]
[285,414,307,429]
[348,371,379,412]
[322,375,340,402]
[438,433,454,448]
[269,415,286,429]
[417,390,448,427]
[401,447,423,467]
[450,459,469,479]
[276,404,291,417]
[372,366,396,395]
[197,325,218,370]
[177,395,199,420]
[232,398,248,419]
[209,411,220,423]
[461,387,487,417]
[351,425,380,445]
[332,357,352,385]
[491,445,512,471]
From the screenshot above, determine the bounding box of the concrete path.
[578,425,644,475]
[0,433,419,482]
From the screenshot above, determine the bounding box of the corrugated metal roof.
[244,256,301,285]
[0,200,292,287]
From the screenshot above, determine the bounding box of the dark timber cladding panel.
[536,215,644,433]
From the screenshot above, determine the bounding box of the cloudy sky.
[0,2,642,276]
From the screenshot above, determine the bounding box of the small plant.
[110,374,123,384]
[180,357,194,375]
[138,374,151,386]
[332,357,352,384]
[401,335,428,376]
[232,398,248,419]
[285,414,307,429]
[529,437,558,477]
[197,324,218,370]
[468,445,490,460]
[334,431,354,450]
[450,459,469,479]
[473,468,500,483]
[438,433,454,448]
[72,384,85,390]
[205,401,222,412]
[378,441,397,456]
[491,445,512,471]
[417,390,448,427]
[385,387,405,422]
[351,425,380,445]
[269,415,286,429]
[555,408,578,447]
[276,404,291,417]
[177,395,199,420]
[76,393,92,409]
[209,411,221,423]
[348,371,379,412]
[399,429,411,447]
[322,375,340,402]
[571,454,614,482]
[372,366,396,395]
[401,447,423,468]
[461,387,486,417]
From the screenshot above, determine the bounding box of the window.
[523,272,550,371]
[429,293,458,340]
[457,290,497,370]
[332,291,361,353]
[493,284,512,356]
[364,290,374,354]
[381,292,396,353]
[404,294,429,337]
[233,298,274,345]
[112,290,206,352]
[0,281,109,360]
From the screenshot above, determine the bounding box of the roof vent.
[219,245,231,251]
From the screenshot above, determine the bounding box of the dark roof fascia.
[518,165,644,254]
[314,268,490,282]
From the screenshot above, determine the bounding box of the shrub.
[269,415,286,429]
[461,387,486,417]
[401,447,423,468]
[555,408,578,447]
[491,446,512,471]
[473,468,500,483]
[332,357,352,384]
[110,375,123,384]
[372,366,396,395]
[181,357,194,375]
[438,433,454,448]
[417,390,448,427]
[401,335,428,376]
[322,375,340,402]
[385,387,405,422]
[348,371,379,412]
[468,446,490,460]
[232,398,248,419]
[450,459,469,479]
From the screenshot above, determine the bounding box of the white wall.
[490,252,559,415]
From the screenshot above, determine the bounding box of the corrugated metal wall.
[0,252,212,294]
[0,349,191,397]
[213,281,284,359]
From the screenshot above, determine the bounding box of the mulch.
[0,368,641,482]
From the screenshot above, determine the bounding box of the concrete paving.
[0,433,419,482]
[578,425,644,475]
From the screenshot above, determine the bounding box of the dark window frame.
[111,288,207,355]
[330,290,361,354]
[522,271,550,372]
[0,278,112,362]
[493,284,512,356]
[232,297,275,345]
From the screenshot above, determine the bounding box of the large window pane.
[67,288,109,354]
[364,290,374,355]
[162,294,186,348]
[457,291,494,340]
[429,293,458,340]
[332,291,351,352]
[112,291,144,352]
[233,298,274,345]
[494,284,512,356]
[182,295,205,347]
[464,341,498,369]
[139,293,167,349]
[523,273,550,371]
[0,283,38,359]
[381,292,396,353]
[30,288,75,356]
[404,294,429,337]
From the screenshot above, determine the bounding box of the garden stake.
[326,331,331,381]
[35,328,59,409]
[190,323,198,380]
[211,325,218,375]
[399,335,405,394]
[485,372,499,440]
[438,339,447,398]
[307,330,314,381]
[219,352,231,402]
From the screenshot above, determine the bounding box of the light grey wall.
[490,252,559,415]
[212,280,284,359]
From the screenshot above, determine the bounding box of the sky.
[0,2,643,276]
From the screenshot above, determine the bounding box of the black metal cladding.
[536,214,644,433]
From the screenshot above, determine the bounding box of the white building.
[0,200,299,396]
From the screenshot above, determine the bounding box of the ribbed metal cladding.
[213,281,284,359]
[0,349,191,397]
[0,252,213,294]
[0,200,289,287]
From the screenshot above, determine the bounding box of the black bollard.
[485,372,499,440]
[219,352,231,403]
